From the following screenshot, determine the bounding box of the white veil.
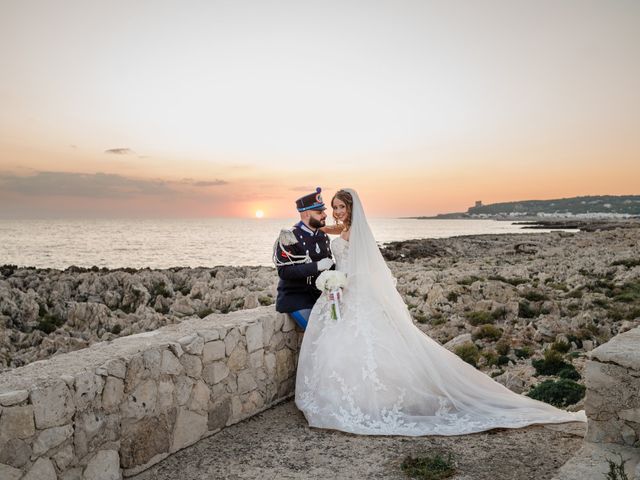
[295,188,586,436]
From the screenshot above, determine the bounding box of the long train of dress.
[295,236,586,436]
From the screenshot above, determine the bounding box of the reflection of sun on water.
[255,210,264,218]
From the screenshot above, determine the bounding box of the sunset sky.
[1,0,638,219]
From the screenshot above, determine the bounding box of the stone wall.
[585,326,640,446]
[0,306,300,479]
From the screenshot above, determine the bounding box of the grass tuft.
[401,453,456,480]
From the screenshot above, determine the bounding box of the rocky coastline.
[1,222,639,410]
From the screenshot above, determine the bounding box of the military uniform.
[274,221,333,313]
[273,187,334,330]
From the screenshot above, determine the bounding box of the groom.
[273,187,334,330]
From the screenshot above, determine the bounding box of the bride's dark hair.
[331,189,353,230]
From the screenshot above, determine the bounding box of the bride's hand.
[320,224,345,235]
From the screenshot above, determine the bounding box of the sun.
[255,210,265,218]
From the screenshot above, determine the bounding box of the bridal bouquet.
[315,270,347,320]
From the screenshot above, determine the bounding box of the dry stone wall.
[0,306,299,479]
[585,326,640,446]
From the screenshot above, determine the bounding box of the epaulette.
[278,228,298,246]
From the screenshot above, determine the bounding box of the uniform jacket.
[274,221,333,313]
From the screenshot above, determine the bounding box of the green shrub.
[514,346,532,359]
[591,298,610,309]
[413,313,429,324]
[532,349,573,376]
[472,324,503,341]
[446,292,458,302]
[518,301,539,319]
[611,258,640,269]
[491,307,508,321]
[496,355,510,366]
[457,276,482,286]
[401,453,456,480]
[454,343,480,368]
[527,379,586,407]
[482,350,498,366]
[565,288,584,299]
[110,324,122,335]
[611,282,640,303]
[626,307,640,320]
[35,313,65,335]
[466,310,493,326]
[547,282,569,292]
[488,274,508,283]
[150,281,172,298]
[558,367,581,380]
[495,339,510,356]
[550,340,571,353]
[522,290,549,302]
[258,296,274,306]
[488,275,528,286]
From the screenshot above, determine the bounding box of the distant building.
[475,200,483,207]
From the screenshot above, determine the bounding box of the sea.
[0,218,566,270]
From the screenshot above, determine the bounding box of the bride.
[295,188,586,436]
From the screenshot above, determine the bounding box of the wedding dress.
[295,189,586,436]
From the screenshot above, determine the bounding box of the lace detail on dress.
[331,236,349,272]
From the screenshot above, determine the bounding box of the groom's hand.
[317,258,334,272]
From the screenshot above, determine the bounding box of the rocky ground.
[131,400,586,480]
[1,222,639,410]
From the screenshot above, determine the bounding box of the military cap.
[296,187,326,212]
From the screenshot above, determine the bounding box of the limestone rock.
[0,404,35,440]
[208,396,232,431]
[52,443,75,470]
[202,362,229,385]
[590,326,640,370]
[180,354,203,378]
[224,328,240,355]
[202,341,225,363]
[0,390,28,407]
[174,376,194,406]
[23,457,57,480]
[157,377,175,412]
[275,349,294,382]
[160,350,183,376]
[120,414,172,469]
[61,467,83,480]
[102,377,125,413]
[249,350,264,369]
[0,438,31,468]
[142,349,162,375]
[30,381,75,429]
[75,371,105,411]
[83,450,121,480]
[187,381,210,414]
[246,323,263,353]
[228,346,248,372]
[121,379,157,420]
[0,463,23,480]
[74,411,119,459]
[237,372,258,394]
[102,359,126,379]
[32,423,74,456]
[171,408,207,452]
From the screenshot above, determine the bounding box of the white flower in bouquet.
[315,270,347,320]
[316,270,347,292]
